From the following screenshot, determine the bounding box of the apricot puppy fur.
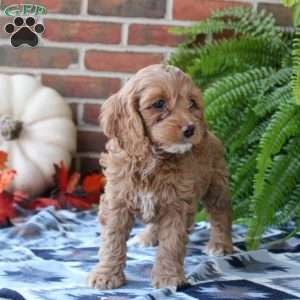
[88,64,233,290]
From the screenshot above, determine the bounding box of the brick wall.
[0,0,285,173]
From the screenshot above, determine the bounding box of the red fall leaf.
[82,173,106,204]
[0,169,16,193]
[62,194,92,210]
[12,191,29,203]
[82,174,106,194]
[0,191,15,225]
[0,158,106,225]
[53,161,69,192]
[54,161,81,193]
[27,198,61,210]
[66,173,81,194]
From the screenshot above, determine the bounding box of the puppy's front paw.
[87,268,125,290]
[204,240,233,256]
[152,274,186,289]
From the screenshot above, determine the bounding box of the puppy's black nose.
[183,124,195,138]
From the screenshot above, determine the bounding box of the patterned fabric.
[0,207,300,300]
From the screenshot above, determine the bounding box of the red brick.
[128,24,185,47]
[42,75,120,99]
[80,157,101,174]
[258,3,292,26]
[85,51,163,73]
[88,0,166,18]
[77,130,107,153]
[44,20,121,44]
[0,47,78,69]
[83,104,101,125]
[173,0,251,20]
[1,0,81,14]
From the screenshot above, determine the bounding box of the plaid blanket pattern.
[0,207,300,300]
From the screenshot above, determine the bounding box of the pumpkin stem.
[0,115,23,141]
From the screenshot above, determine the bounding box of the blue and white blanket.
[0,207,300,300]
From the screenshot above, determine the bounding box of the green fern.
[189,37,283,83]
[254,83,293,116]
[292,30,300,104]
[275,183,300,226]
[230,112,259,151]
[171,19,227,39]
[212,7,281,39]
[254,102,300,196]
[231,148,257,219]
[170,5,300,249]
[246,119,270,145]
[171,6,281,40]
[248,137,300,249]
[204,68,273,107]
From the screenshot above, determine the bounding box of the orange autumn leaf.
[0,152,17,224]
[82,174,106,194]
[0,151,8,170]
[66,172,81,194]
[0,169,16,193]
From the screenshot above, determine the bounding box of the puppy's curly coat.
[88,64,233,290]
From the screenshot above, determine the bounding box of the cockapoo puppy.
[88,64,233,290]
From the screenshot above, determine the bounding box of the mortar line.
[41,13,193,26]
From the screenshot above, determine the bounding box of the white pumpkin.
[0,74,77,196]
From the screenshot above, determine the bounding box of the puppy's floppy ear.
[100,92,121,138]
[100,90,147,155]
[124,92,145,146]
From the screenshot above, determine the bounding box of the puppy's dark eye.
[152,99,166,109]
[189,99,198,109]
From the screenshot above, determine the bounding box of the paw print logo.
[5,16,45,48]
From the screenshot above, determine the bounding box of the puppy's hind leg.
[202,157,233,256]
[129,223,159,247]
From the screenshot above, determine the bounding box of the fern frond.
[254,102,300,196]
[260,67,292,93]
[231,149,257,219]
[254,83,293,117]
[212,7,281,39]
[275,183,300,227]
[170,19,228,38]
[248,138,300,249]
[230,148,257,196]
[228,108,260,152]
[292,29,300,105]
[246,119,270,145]
[189,37,283,82]
[212,6,252,18]
[171,7,280,40]
[169,46,200,72]
[210,106,248,144]
[204,68,274,120]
